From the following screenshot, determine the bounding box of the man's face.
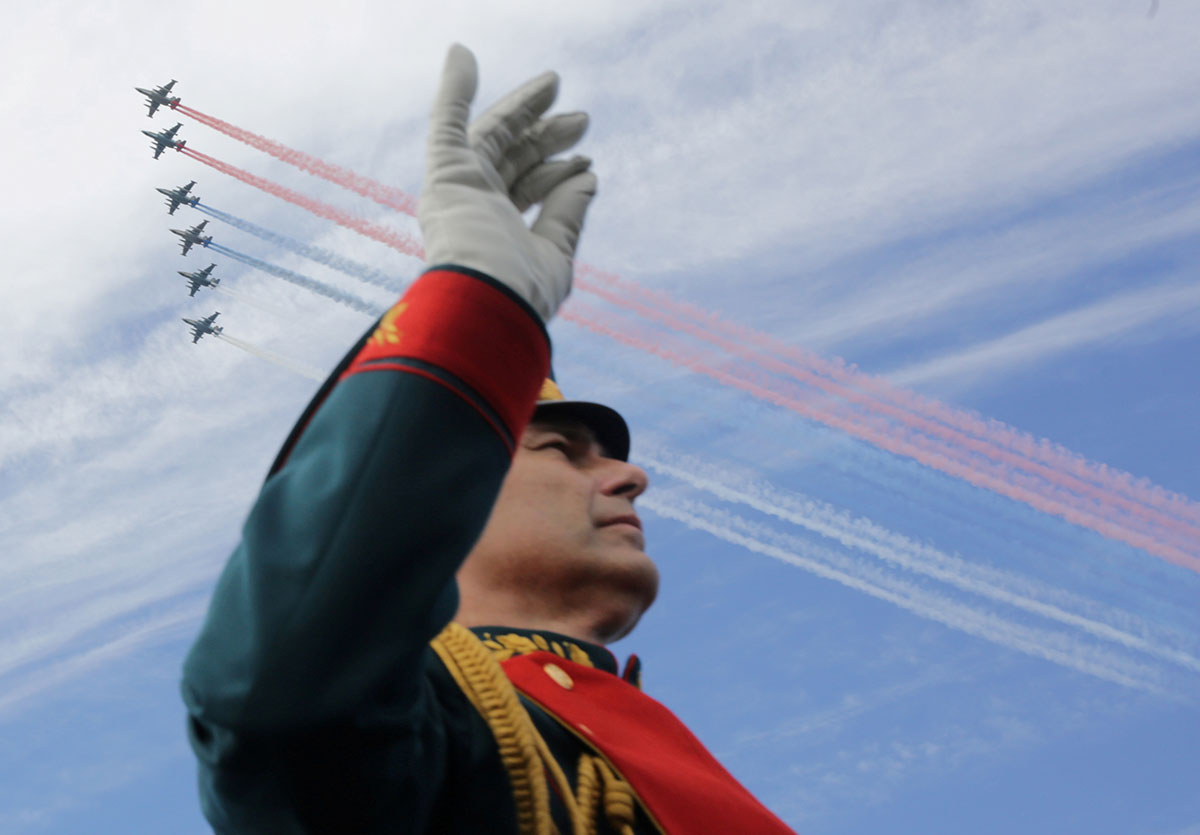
[459,415,657,641]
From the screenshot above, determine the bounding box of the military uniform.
[183,267,795,833]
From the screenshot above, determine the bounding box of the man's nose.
[600,458,649,500]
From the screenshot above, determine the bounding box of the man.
[183,44,795,833]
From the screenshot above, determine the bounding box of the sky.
[1,1,1198,832]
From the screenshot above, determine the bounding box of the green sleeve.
[180,268,551,832]
[182,369,511,732]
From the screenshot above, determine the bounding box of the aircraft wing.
[147,101,160,117]
[152,143,165,160]
[188,281,200,297]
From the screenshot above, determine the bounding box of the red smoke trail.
[177,114,1197,526]
[162,115,1194,519]
[564,299,1195,561]
[180,147,424,259]
[577,265,1200,529]
[575,273,1200,550]
[561,302,1200,574]
[176,105,417,214]
[180,122,1199,558]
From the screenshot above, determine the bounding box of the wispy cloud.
[2,3,1198,831]
[0,599,205,719]
[890,279,1200,389]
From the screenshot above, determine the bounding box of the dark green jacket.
[182,268,657,833]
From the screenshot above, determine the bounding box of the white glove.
[419,44,598,322]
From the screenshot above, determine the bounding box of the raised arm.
[182,43,596,735]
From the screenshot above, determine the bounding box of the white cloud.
[889,279,1200,388]
[1,3,1198,830]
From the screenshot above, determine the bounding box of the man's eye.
[542,441,569,453]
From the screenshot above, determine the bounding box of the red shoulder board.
[502,652,796,834]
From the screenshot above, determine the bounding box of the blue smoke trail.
[207,243,387,316]
[195,203,407,291]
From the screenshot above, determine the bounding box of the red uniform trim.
[341,269,550,444]
[503,652,796,834]
[351,364,514,454]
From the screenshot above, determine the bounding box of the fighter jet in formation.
[143,122,186,160]
[136,79,180,117]
[171,219,212,256]
[157,180,199,215]
[182,311,222,344]
[179,263,219,296]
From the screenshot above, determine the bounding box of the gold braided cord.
[573,755,600,835]
[430,623,553,835]
[593,757,637,835]
[534,729,590,833]
[431,623,658,835]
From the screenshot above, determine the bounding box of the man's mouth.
[598,514,642,531]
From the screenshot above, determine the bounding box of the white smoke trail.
[216,333,325,381]
[639,445,1200,674]
[208,243,386,317]
[641,493,1170,695]
[196,203,408,291]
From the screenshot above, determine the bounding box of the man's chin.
[586,542,658,600]
[618,549,659,610]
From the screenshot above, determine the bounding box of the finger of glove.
[511,156,592,213]
[488,112,589,191]
[468,70,559,172]
[530,170,598,259]
[428,44,478,157]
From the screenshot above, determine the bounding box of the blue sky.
[2,1,1198,832]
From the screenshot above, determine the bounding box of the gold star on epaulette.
[369,302,408,347]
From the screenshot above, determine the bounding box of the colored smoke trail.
[185,119,1198,530]
[641,444,1200,674]
[179,147,424,259]
[185,124,1199,566]
[579,264,1200,530]
[215,333,325,381]
[208,242,386,316]
[195,203,405,291]
[642,493,1167,694]
[165,117,1192,525]
[176,104,417,214]
[560,303,1200,573]
[575,275,1200,551]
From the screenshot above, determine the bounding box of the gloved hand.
[419,43,598,322]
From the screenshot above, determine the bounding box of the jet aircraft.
[143,122,186,159]
[135,79,180,117]
[171,219,212,256]
[157,180,199,215]
[179,263,219,296]
[182,311,222,344]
